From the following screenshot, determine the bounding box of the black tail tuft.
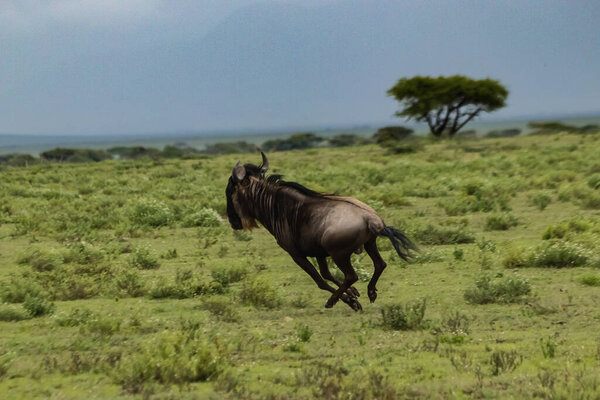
[378,226,418,261]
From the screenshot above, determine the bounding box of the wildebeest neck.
[241,177,317,239]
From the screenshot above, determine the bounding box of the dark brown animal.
[225,153,417,311]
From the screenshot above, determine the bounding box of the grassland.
[1,132,600,399]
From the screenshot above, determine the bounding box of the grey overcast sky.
[1,0,599,136]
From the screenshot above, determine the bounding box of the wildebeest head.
[225,152,269,230]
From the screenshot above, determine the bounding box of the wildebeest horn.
[233,161,246,181]
[260,152,269,173]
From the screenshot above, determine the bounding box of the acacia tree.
[387,75,508,138]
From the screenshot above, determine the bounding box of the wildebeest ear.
[260,152,269,173]
[233,161,246,181]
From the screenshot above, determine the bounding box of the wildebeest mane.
[266,174,330,198]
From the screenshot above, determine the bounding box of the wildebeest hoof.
[340,293,362,311]
[368,288,377,303]
[325,297,338,308]
[347,286,360,298]
[348,297,362,312]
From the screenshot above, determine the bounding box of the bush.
[0,276,45,303]
[386,141,425,154]
[182,208,222,227]
[464,274,531,304]
[380,299,428,331]
[55,308,94,327]
[116,329,225,393]
[211,264,248,287]
[23,295,55,317]
[485,214,519,231]
[529,241,590,268]
[203,141,256,155]
[0,307,30,322]
[531,192,552,210]
[62,242,105,266]
[128,246,160,270]
[17,248,62,272]
[412,224,475,245]
[328,134,363,147]
[297,324,314,343]
[485,128,521,138]
[262,133,324,152]
[373,126,414,143]
[239,278,282,309]
[201,297,240,322]
[114,270,146,297]
[148,271,222,300]
[579,274,600,287]
[129,199,173,227]
[490,349,523,375]
[40,148,111,163]
[542,218,591,240]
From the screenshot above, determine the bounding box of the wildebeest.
[225,152,417,311]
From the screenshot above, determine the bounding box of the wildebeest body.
[226,153,417,311]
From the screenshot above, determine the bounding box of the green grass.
[1,132,600,398]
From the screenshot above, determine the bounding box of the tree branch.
[454,107,483,133]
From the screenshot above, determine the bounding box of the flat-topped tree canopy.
[387,75,508,138]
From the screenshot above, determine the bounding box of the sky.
[1,0,599,136]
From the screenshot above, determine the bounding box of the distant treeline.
[1,121,598,166]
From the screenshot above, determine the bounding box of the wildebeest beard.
[225,177,243,230]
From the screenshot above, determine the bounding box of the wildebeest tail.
[378,226,418,261]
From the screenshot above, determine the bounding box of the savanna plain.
[1,132,600,399]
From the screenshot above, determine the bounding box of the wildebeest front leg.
[364,238,387,303]
[325,253,362,311]
[290,255,337,296]
[316,257,360,298]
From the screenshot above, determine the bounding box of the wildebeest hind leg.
[364,238,387,303]
[316,257,360,298]
[325,253,362,311]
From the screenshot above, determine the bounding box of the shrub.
[0,352,13,379]
[412,224,475,245]
[211,264,248,287]
[17,248,62,272]
[485,214,519,231]
[262,133,324,152]
[464,274,531,304]
[529,241,590,268]
[490,349,523,375]
[297,324,314,343]
[201,297,240,322]
[55,308,94,327]
[0,307,30,322]
[82,316,121,336]
[148,272,222,300]
[129,199,172,227]
[23,295,55,317]
[531,192,552,210]
[116,330,225,393]
[328,134,363,147]
[579,274,600,287]
[239,278,282,309]
[0,276,45,303]
[380,298,428,331]
[203,141,256,155]
[542,218,592,239]
[62,242,105,265]
[373,126,414,143]
[182,207,222,227]
[128,246,160,270]
[114,269,146,297]
[485,128,521,138]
